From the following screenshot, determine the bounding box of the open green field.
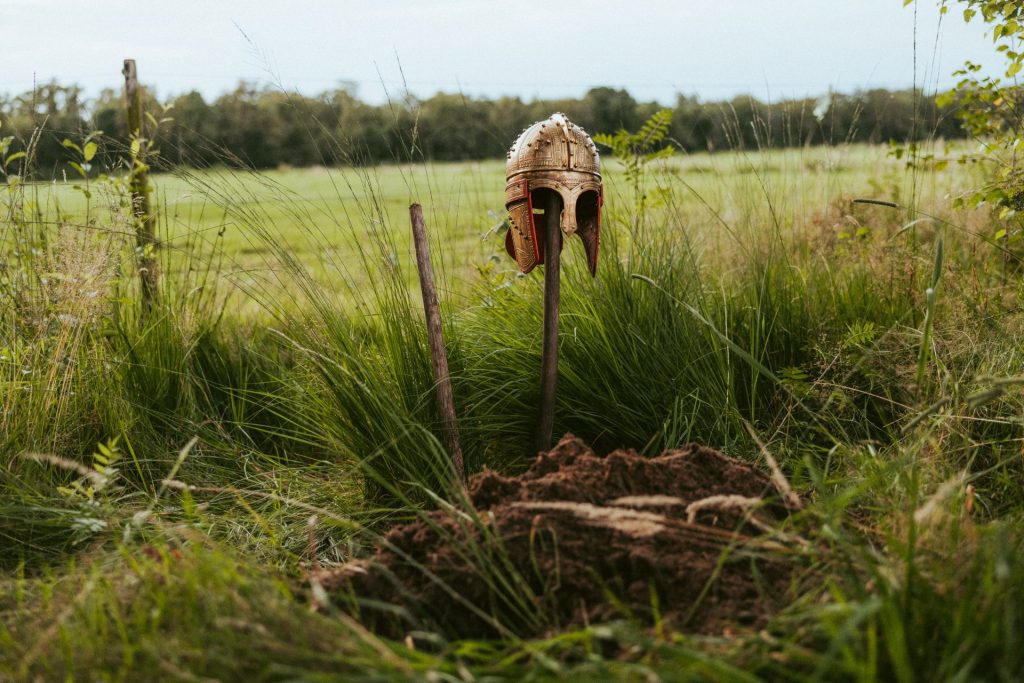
[3,139,1023,681]
[36,142,985,310]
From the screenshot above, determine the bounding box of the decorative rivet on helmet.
[504,112,603,275]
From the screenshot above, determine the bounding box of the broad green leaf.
[83,141,97,162]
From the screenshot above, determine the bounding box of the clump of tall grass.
[0,142,327,564]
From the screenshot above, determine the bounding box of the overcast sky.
[1,0,1005,104]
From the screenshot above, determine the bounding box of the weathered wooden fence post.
[409,203,465,483]
[122,58,159,311]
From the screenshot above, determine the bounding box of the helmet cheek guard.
[504,178,542,273]
[504,113,603,276]
[574,185,603,276]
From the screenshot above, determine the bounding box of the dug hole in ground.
[315,434,806,639]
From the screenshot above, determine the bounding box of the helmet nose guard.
[504,113,603,275]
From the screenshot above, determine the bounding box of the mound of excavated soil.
[316,434,799,639]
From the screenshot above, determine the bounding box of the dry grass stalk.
[744,421,803,509]
[685,494,765,524]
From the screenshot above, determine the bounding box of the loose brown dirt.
[316,434,800,639]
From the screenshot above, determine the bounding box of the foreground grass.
[2,141,1023,680]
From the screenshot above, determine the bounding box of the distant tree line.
[0,81,966,177]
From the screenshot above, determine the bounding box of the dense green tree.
[577,87,641,134]
[0,80,968,177]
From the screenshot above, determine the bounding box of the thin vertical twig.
[409,203,464,481]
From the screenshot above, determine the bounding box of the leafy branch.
[914,2,1024,228]
[594,109,675,214]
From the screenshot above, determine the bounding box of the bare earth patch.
[316,434,800,638]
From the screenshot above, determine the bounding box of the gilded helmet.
[504,113,603,275]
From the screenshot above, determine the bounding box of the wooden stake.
[123,58,159,310]
[535,193,562,454]
[409,203,465,481]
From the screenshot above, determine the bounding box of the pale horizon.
[2,0,1005,105]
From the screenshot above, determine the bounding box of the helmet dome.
[503,113,603,275]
